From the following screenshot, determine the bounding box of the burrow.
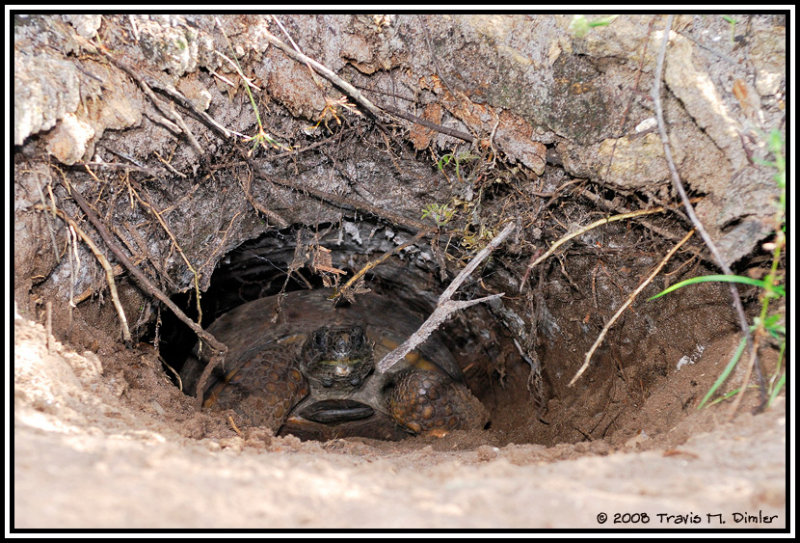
[14,14,785,453]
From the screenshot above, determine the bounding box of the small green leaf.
[707,388,739,406]
[589,15,618,27]
[761,313,784,330]
[768,129,785,156]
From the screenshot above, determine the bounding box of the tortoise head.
[300,325,374,389]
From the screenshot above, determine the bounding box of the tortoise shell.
[181,289,487,440]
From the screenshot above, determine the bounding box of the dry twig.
[34,177,60,262]
[128,180,205,326]
[240,174,289,228]
[377,222,515,373]
[262,26,387,121]
[262,172,435,234]
[651,15,762,403]
[333,229,428,302]
[567,228,695,387]
[42,205,132,344]
[55,179,227,405]
[519,206,670,293]
[228,415,243,437]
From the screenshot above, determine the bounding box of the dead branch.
[34,177,61,262]
[122,222,177,291]
[76,161,164,177]
[161,357,184,393]
[262,26,388,121]
[199,211,245,274]
[89,42,219,152]
[73,259,146,305]
[43,205,132,344]
[333,229,428,302]
[260,171,436,235]
[263,19,485,150]
[228,414,244,437]
[568,228,695,387]
[207,127,359,171]
[128,180,205,326]
[240,174,289,228]
[381,103,476,144]
[377,222,516,373]
[149,79,233,139]
[152,152,187,179]
[578,188,707,257]
[55,178,227,405]
[519,206,671,293]
[652,15,762,403]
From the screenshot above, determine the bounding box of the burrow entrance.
[13,14,784,457]
[150,211,749,449]
[18,115,767,453]
[155,221,525,441]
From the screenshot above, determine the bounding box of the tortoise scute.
[187,289,488,440]
[386,369,489,435]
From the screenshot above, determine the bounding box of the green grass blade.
[697,335,747,409]
[707,388,740,406]
[768,372,785,406]
[648,274,785,300]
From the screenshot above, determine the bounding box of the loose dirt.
[13,312,786,530]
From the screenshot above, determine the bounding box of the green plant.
[436,150,480,184]
[649,130,786,409]
[216,17,289,154]
[421,202,456,227]
[722,15,737,45]
[569,15,618,38]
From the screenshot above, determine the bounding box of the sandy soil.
[12,314,787,531]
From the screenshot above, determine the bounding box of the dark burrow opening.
[154,220,529,443]
[149,199,749,450]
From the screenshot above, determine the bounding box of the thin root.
[40,205,132,344]
[567,228,695,387]
[228,415,244,437]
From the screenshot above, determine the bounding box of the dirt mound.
[13,315,786,529]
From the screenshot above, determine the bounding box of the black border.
[6,6,793,536]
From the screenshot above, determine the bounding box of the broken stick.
[377,222,516,373]
[567,228,695,387]
[262,27,388,122]
[42,205,132,344]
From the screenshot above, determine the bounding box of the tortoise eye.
[350,326,365,348]
[312,328,328,350]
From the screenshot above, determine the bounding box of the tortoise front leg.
[204,348,309,432]
[385,368,488,436]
